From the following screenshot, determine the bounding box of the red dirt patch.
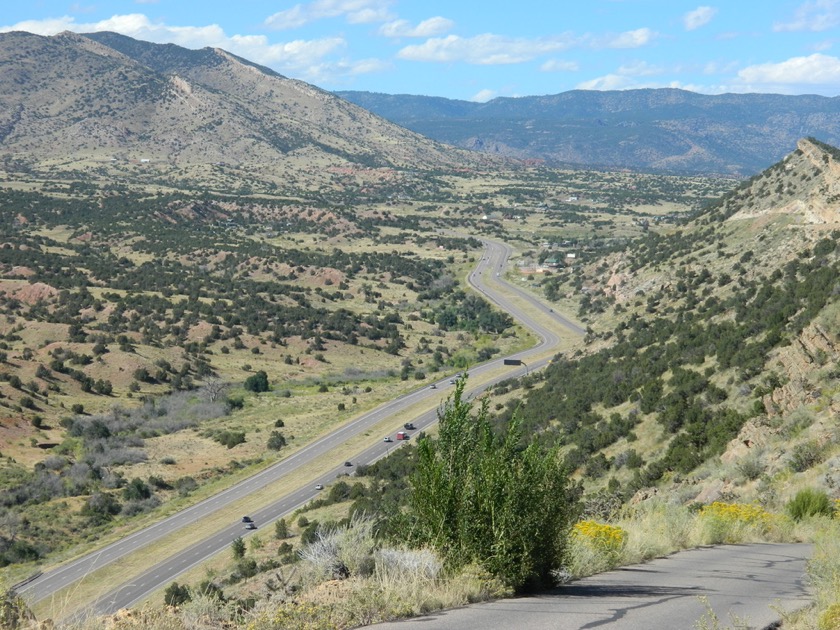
[4,281,59,305]
[9,266,35,277]
[0,414,33,450]
[187,321,215,342]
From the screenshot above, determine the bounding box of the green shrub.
[267,431,286,451]
[243,370,269,393]
[163,581,191,606]
[407,380,575,592]
[787,488,834,521]
[735,452,765,481]
[226,395,245,410]
[789,440,823,472]
[216,430,246,448]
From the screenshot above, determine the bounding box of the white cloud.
[576,74,712,92]
[264,0,393,30]
[603,27,658,49]
[774,0,840,32]
[576,74,636,90]
[701,60,740,75]
[737,53,840,85]
[471,89,496,102]
[683,6,717,30]
[304,57,392,84]
[812,39,834,51]
[232,35,346,66]
[379,17,453,38]
[0,13,388,86]
[345,8,392,24]
[540,59,579,72]
[616,60,662,76]
[398,33,578,65]
[0,13,223,46]
[0,16,77,34]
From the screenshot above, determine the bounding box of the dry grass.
[21,500,834,630]
[563,498,808,582]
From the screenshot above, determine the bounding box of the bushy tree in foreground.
[406,379,577,592]
[243,370,269,393]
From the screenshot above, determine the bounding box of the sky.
[3,1,840,101]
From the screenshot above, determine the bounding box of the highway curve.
[18,238,585,617]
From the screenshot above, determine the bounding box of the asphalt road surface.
[19,238,584,616]
[369,543,813,630]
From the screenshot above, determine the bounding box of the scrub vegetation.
[1,132,839,630]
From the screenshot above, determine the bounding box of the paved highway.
[19,238,585,616]
[369,543,813,630]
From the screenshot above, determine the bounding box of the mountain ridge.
[336,88,840,175]
[0,31,488,193]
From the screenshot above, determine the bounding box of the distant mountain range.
[0,31,483,191]
[3,30,839,183]
[336,89,840,175]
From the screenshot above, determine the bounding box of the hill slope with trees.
[0,31,489,194]
[499,137,839,506]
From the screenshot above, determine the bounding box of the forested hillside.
[500,137,840,504]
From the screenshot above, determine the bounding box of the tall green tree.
[231,536,246,560]
[406,379,577,592]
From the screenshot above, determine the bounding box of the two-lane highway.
[19,238,586,617]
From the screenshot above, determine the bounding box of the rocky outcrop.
[762,322,839,417]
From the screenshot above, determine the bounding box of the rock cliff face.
[600,138,840,308]
[762,322,839,417]
[728,138,840,225]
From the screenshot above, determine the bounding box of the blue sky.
[3,1,840,101]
